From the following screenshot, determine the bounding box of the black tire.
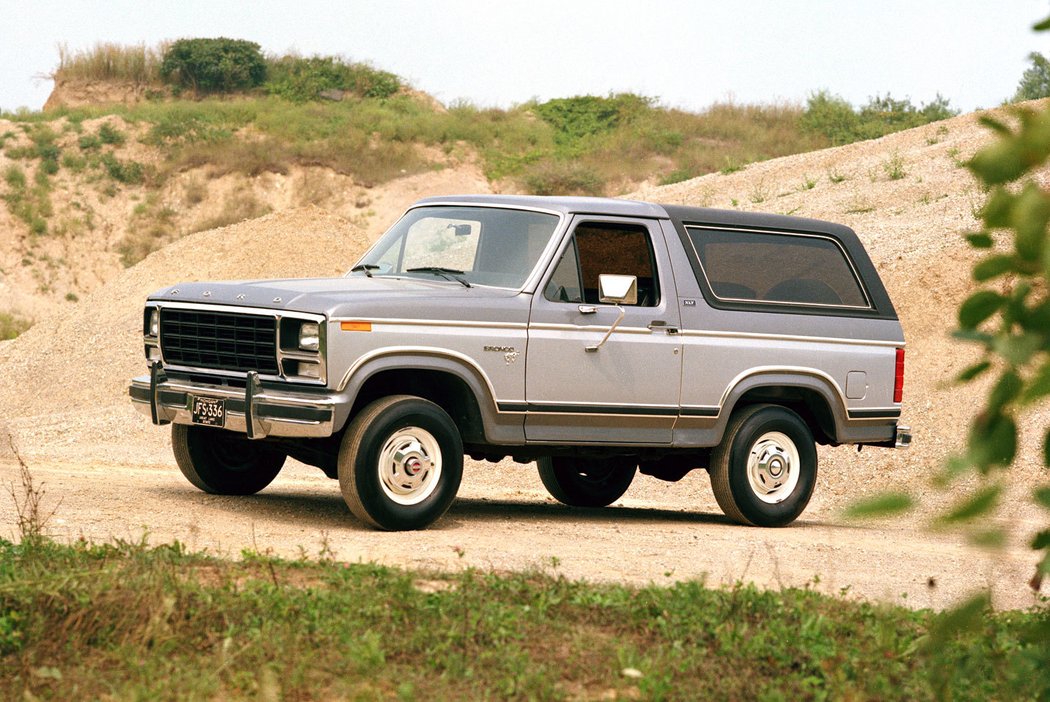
[338,395,463,531]
[710,404,817,527]
[537,456,636,507]
[172,424,286,495]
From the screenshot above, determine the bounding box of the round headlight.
[298,321,320,351]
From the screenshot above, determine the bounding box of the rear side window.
[686,227,869,308]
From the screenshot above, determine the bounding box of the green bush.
[532,93,652,149]
[265,55,401,102]
[100,153,144,184]
[801,90,958,145]
[160,38,266,93]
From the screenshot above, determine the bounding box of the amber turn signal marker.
[340,321,372,332]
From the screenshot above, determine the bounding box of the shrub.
[98,123,125,145]
[77,134,101,150]
[532,94,652,149]
[802,90,959,145]
[521,160,603,196]
[160,38,266,93]
[100,153,144,184]
[265,55,401,102]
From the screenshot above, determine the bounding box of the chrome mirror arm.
[585,305,625,352]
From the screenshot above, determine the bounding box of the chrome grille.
[160,308,278,375]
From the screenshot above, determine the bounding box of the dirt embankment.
[0,113,491,323]
[0,103,1047,610]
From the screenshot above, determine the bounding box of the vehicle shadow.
[144,484,842,532]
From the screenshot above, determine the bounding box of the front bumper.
[129,362,337,439]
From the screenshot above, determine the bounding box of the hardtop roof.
[412,194,854,238]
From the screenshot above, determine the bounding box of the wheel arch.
[336,349,508,444]
[719,369,847,445]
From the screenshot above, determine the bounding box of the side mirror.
[598,274,638,305]
[450,223,473,237]
[586,274,637,353]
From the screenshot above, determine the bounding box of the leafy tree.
[160,38,266,94]
[1013,51,1050,102]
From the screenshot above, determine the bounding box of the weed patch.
[0,312,32,340]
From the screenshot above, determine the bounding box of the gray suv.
[130,195,910,530]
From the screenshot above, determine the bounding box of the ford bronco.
[130,195,910,530]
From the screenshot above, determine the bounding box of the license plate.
[191,396,225,427]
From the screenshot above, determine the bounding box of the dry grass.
[54,43,166,84]
[191,186,272,233]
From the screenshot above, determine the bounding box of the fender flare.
[334,347,509,437]
[716,368,848,442]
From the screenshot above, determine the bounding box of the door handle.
[648,320,679,334]
[578,305,597,314]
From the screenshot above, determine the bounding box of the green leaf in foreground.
[958,290,1004,328]
[968,412,1017,468]
[1035,486,1050,510]
[956,361,991,382]
[844,492,914,518]
[939,484,1002,524]
[972,255,1015,282]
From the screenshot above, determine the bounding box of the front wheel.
[537,456,636,507]
[710,404,817,527]
[172,424,286,495]
[338,395,463,531]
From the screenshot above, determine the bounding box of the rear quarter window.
[686,227,870,308]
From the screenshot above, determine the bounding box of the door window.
[544,222,659,306]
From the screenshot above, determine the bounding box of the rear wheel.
[537,456,636,507]
[338,395,463,531]
[710,404,816,527]
[172,424,286,495]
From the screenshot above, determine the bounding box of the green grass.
[1,537,1047,701]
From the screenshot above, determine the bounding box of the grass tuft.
[54,42,165,84]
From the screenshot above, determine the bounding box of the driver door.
[525,216,682,443]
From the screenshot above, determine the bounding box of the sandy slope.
[1,105,1047,609]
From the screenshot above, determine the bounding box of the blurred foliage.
[801,90,958,145]
[957,97,1050,583]
[1014,51,1050,102]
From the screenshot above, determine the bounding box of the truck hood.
[146,275,523,318]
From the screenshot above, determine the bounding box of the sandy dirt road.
[2,452,1044,612]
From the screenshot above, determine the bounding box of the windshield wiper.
[405,267,472,288]
[350,264,380,278]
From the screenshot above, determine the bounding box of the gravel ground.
[1,107,1048,610]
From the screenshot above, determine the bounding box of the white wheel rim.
[377,426,442,506]
[746,431,800,504]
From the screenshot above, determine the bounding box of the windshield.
[351,206,562,289]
